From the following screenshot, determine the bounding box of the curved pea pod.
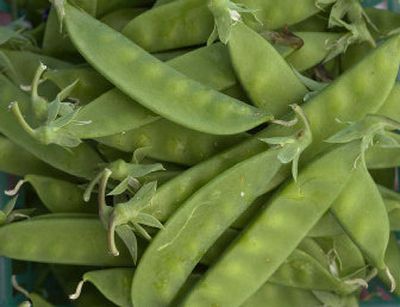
[122,0,322,52]
[100,8,146,31]
[25,175,96,214]
[259,34,400,162]
[286,32,344,72]
[0,75,103,179]
[71,268,133,307]
[0,48,72,86]
[365,8,400,36]
[330,162,391,274]
[181,142,361,307]
[63,3,271,136]
[378,234,400,296]
[97,120,249,165]
[0,215,135,266]
[130,149,283,307]
[228,22,307,115]
[45,67,113,104]
[0,136,66,178]
[377,83,400,122]
[242,283,322,307]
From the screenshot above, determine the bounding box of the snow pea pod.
[228,22,307,115]
[97,120,249,165]
[365,8,400,36]
[130,148,283,307]
[71,268,133,307]
[0,75,102,179]
[286,32,344,72]
[182,142,361,307]
[63,3,271,135]
[122,0,322,52]
[113,33,400,232]
[0,215,134,266]
[0,136,66,178]
[25,175,96,214]
[0,48,72,86]
[330,162,391,274]
[45,67,113,104]
[100,8,146,32]
[242,283,322,307]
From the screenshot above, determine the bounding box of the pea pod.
[0,136,66,178]
[63,2,272,135]
[130,148,284,306]
[70,268,133,307]
[330,157,391,275]
[25,175,96,214]
[97,120,249,165]
[242,283,322,307]
[116,32,400,227]
[366,8,400,36]
[122,0,323,52]
[0,75,103,179]
[45,67,113,104]
[228,22,308,115]
[100,8,146,32]
[0,215,134,266]
[181,142,361,307]
[0,76,101,178]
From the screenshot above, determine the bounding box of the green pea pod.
[0,136,66,178]
[286,32,344,72]
[130,148,284,306]
[242,283,322,307]
[228,22,308,115]
[100,8,147,31]
[29,293,54,307]
[71,268,133,307]
[0,75,103,179]
[259,34,400,163]
[365,8,400,36]
[25,175,96,214]
[330,162,391,273]
[308,212,344,238]
[122,0,322,52]
[97,120,249,165]
[0,215,134,266]
[291,14,329,32]
[181,142,361,307]
[153,0,175,6]
[0,48,72,86]
[95,0,153,17]
[63,2,272,135]
[378,234,400,296]
[112,33,400,229]
[376,83,400,121]
[45,67,113,104]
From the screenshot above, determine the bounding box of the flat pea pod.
[45,67,113,104]
[0,215,133,266]
[25,175,96,214]
[0,136,66,178]
[242,283,322,307]
[285,32,344,72]
[122,0,322,52]
[0,75,103,179]
[376,82,400,121]
[228,22,307,115]
[378,234,400,296]
[116,33,400,228]
[330,162,390,272]
[100,8,147,32]
[72,268,133,307]
[365,8,400,36]
[64,3,271,135]
[181,142,360,307]
[97,120,249,165]
[0,48,73,86]
[259,34,400,162]
[130,149,283,307]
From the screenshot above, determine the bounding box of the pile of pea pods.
[1,0,400,306]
